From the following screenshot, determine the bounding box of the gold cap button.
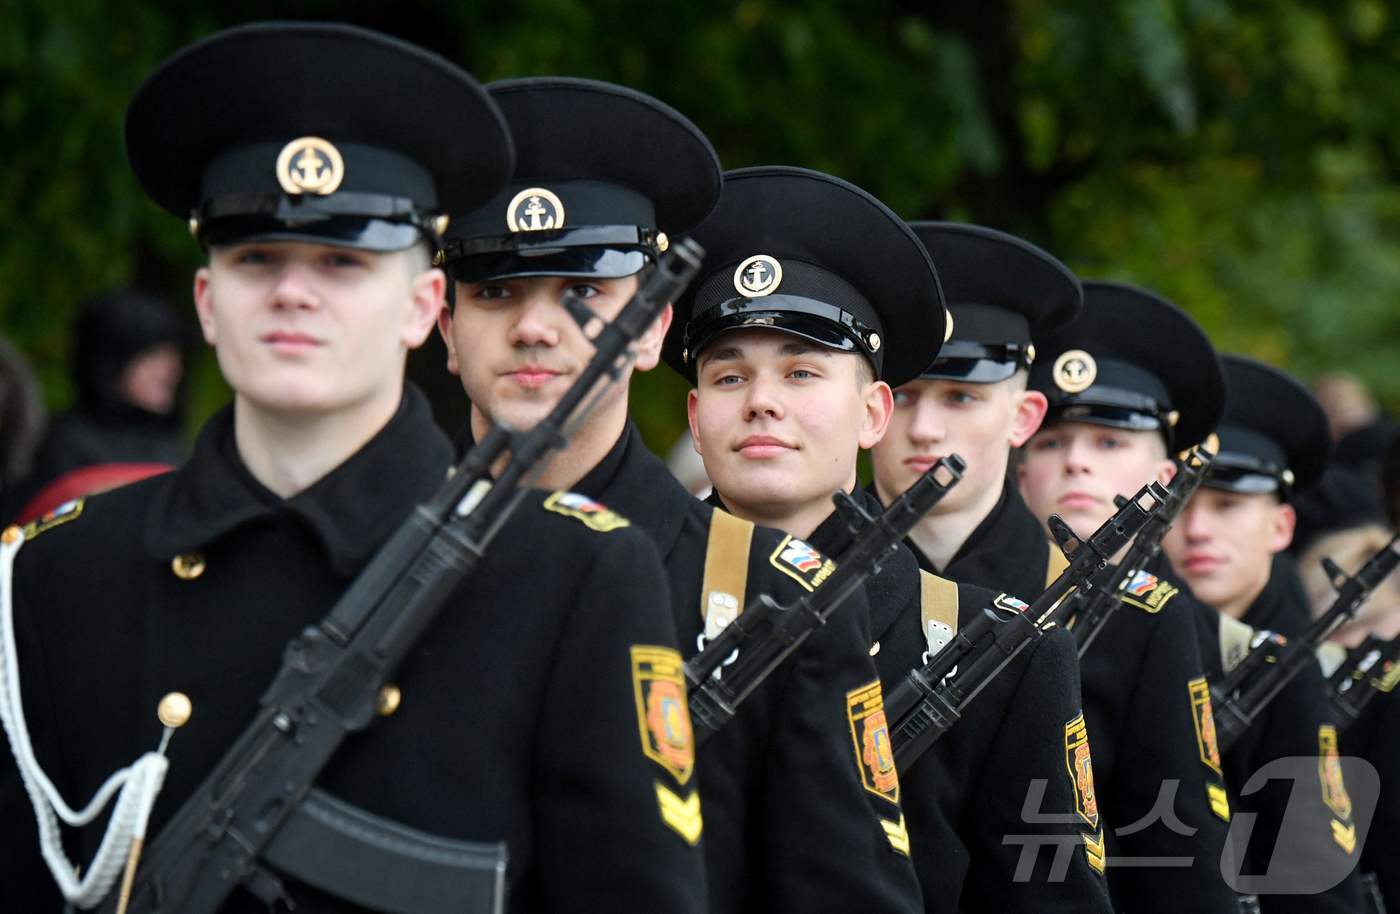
[377,684,402,717]
[171,553,205,580]
[158,692,192,728]
[2,526,21,545]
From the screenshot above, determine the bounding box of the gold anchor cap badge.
[1052,349,1098,394]
[506,187,565,232]
[276,136,345,196]
[733,254,782,298]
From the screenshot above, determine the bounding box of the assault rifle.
[1328,634,1400,732]
[103,240,705,914]
[685,456,966,745]
[1212,532,1400,752]
[886,481,1170,773]
[1067,444,1215,655]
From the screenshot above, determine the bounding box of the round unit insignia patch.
[1053,348,1098,394]
[506,187,565,232]
[733,254,783,298]
[276,136,344,196]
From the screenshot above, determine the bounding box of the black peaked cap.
[126,22,513,249]
[441,77,721,280]
[911,221,1081,383]
[1209,354,1330,497]
[1029,280,1224,450]
[665,166,946,387]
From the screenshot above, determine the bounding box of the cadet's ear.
[192,266,218,346]
[1268,501,1297,554]
[1009,389,1048,447]
[633,303,673,373]
[686,388,704,456]
[403,266,445,350]
[859,379,894,450]
[437,307,460,375]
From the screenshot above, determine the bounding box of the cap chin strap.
[0,532,171,909]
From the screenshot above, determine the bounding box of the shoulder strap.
[1219,615,1255,674]
[700,509,754,631]
[919,570,960,655]
[1044,540,1070,590]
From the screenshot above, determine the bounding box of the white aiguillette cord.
[0,525,190,912]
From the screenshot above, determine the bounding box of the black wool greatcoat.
[578,423,924,914]
[812,490,1113,914]
[0,390,707,914]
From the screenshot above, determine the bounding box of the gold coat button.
[377,684,402,717]
[158,692,193,729]
[171,553,206,580]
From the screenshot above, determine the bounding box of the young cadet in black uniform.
[1162,355,1367,913]
[1168,356,1333,637]
[870,222,1080,601]
[666,170,1111,913]
[0,25,706,914]
[1017,282,1241,913]
[435,79,923,913]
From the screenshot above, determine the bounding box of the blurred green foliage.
[3,0,1397,456]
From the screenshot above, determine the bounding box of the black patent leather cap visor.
[921,357,1020,384]
[684,294,881,371]
[446,246,648,282]
[920,340,1031,384]
[1047,401,1167,434]
[201,215,425,252]
[1202,459,1286,496]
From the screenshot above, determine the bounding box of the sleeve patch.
[1318,725,1354,824]
[1187,676,1223,776]
[1064,712,1100,830]
[768,535,836,591]
[1119,569,1179,613]
[542,490,629,532]
[20,497,85,541]
[846,679,899,805]
[630,646,694,786]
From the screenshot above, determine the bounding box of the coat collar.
[576,421,693,562]
[457,417,696,563]
[145,386,451,575]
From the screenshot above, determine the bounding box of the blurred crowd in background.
[1,289,190,524]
